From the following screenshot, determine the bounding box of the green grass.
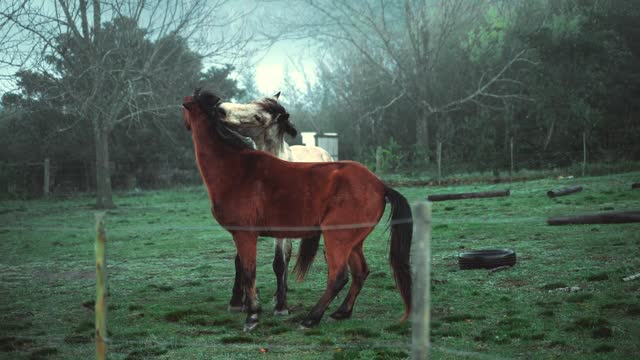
[1,172,640,359]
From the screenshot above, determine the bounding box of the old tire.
[458,249,516,270]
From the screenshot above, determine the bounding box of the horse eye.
[254,114,264,123]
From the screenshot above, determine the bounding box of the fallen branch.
[547,185,583,198]
[547,211,640,225]
[427,189,510,202]
[622,273,640,282]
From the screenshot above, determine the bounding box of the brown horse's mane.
[193,88,255,150]
[256,98,298,138]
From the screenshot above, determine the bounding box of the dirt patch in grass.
[149,284,174,292]
[34,270,93,281]
[186,316,235,327]
[385,322,410,336]
[536,300,561,307]
[586,272,609,281]
[497,278,528,288]
[627,304,640,316]
[546,340,566,348]
[540,282,567,290]
[526,333,546,340]
[220,335,253,344]
[124,347,169,359]
[270,326,289,335]
[592,327,613,339]
[539,310,555,317]
[1,321,33,332]
[566,317,610,331]
[64,320,94,344]
[0,336,35,352]
[344,327,379,339]
[333,347,408,360]
[28,347,59,360]
[473,329,510,344]
[442,314,487,323]
[163,309,205,322]
[497,317,530,331]
[566,293,593,303]
[128,304,143,311]
[593,344,615,353]
[303,328,323,336]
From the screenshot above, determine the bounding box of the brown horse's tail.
[385,185,413,321]
[292,233,321,281]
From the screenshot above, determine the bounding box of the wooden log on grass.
[427,189,510,202]
[547,211,640,225]
[632,183,640,189]
[622,273,640,282]
[547,185,583,198]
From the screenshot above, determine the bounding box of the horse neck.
[190,120,243,197]
[256,130,288,158]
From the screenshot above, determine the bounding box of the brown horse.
[182,89,412,331]
[218,92,333,316]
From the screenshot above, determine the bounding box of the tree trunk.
[416,107,430,163]
[95,125,115,209]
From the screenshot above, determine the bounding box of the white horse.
[219,92,333,315]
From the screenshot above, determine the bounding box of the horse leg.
[299,230,354,329]
[272,237,291,315]
[330,243,369,320]
[232,232,261,332]
[228,254,246,312]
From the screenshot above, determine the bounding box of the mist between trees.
[1,0,639,205]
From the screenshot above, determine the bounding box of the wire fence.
[1,147,637,198]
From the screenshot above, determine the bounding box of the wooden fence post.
[95,213,107,360]
[411,201,432,360]
[436,142,442,185]
[43,158,50,198]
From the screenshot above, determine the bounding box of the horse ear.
[273,91,281,100]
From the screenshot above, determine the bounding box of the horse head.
[183,89,254,149]
[218,93,297,140]
[182,88,222,130]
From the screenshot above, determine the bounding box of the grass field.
[1,172,639,359]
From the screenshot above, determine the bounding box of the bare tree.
[268,0,532,160]
[0,0,253,208]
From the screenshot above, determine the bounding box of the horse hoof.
[228,305,245,313]
[299,319,318,329]
[243,321,259,332]
[244,314,259,332]
[273,309,289,316]
[329,311,352,321]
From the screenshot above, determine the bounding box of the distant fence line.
[1,146,636,198]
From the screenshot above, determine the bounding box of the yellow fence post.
[95,212,107,360]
